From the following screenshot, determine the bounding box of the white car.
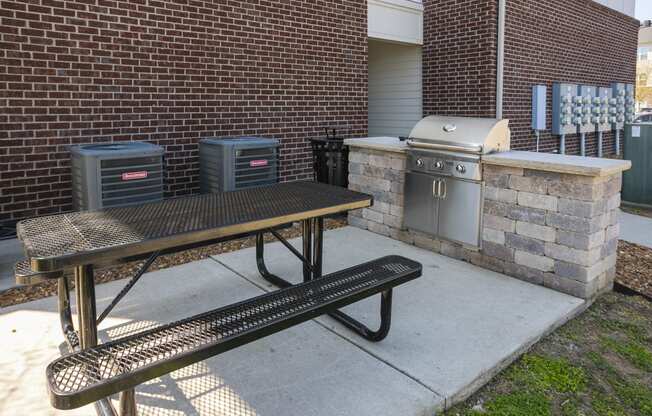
[634,112,652,123]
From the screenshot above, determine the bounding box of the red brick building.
[0,0,639,226]
[423,0,638,154]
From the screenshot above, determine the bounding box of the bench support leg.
[256,233,290,288]
[256,218,394,342]
[58,277,80,350]
[328,290,393,342]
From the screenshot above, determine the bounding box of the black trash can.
[310,129,349,188]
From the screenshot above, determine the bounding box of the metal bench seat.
[47,255,422,410]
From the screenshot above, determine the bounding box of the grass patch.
[602,337,652,371]
[443,293,652,416]
[612,380,652,416]
[477,392,551,416]
[507,354,585,394]
[597,316,648,341]
[592,395,628,416]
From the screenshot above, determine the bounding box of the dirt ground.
[616,240,652,299]
[444,292,652,416]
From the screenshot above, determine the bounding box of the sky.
[637,1,652,21]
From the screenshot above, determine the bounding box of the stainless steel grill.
[404,116,510,248]
[17,182,371,271]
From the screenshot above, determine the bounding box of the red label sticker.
[121,171,148,181]
[250,159,269,167]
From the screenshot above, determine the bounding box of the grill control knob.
[416,158,424,168]
[434,161,444,170]
[456,164,466,174]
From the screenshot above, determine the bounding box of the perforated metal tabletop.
[18,181,372,272]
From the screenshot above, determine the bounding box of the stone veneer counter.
[483,151,631,177]
[345,136,408,154]
[344,137,632,300]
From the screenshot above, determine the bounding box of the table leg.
[312,217,323,279]
[75,265,97,349]
[74,265,133,416]
[302,219,312,282]
[254,217,392,341]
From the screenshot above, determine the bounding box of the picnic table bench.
[15,181,422,416]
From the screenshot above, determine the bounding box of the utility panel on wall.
[577,85,597,135]
[597,87,613,133]
[531,85,547,131]
[625,84,636,124]
[611,83,627,130]
[552,83,579,136]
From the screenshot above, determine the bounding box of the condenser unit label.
[122,171,148,181]
[250,160,269,167]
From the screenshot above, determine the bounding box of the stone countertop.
[483,151,632,177]
[344,137,408,154]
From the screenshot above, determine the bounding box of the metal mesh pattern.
[47,256,421,408]
[14,259,34,277]
[14,259,63,284]
[18,182,371,265]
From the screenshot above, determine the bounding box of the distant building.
[637,21,652,111]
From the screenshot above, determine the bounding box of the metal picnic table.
[15,181,422,416]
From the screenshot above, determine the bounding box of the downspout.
[496,0,506,120]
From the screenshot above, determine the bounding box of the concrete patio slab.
[619,210,652,248]
[1,259,441,416]
[214,226,586,406]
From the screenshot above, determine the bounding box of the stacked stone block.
[482,165,620,298]
[347,147,621,300]
[347,149,407,240]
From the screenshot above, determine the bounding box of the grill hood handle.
[406,139,483,154]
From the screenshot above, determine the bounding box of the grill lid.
[407,116,510,154]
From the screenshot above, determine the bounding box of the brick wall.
[0,0,367,224]
[422,0,498,118]
[422,0,638,154]
[503,0,638,154]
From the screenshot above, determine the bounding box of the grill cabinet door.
[437,178,482,247]
[404,172,438,236]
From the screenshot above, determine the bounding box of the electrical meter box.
[552,83,579,135]
[532,85,547,131]
[597,87,612,132]
[577,85,597,134]
[625,84,636,124]
[611,83,626,130]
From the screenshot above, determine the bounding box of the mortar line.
[209,256,444,400]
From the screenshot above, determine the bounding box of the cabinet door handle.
[439,180,447,199]
[432,179,438,198]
